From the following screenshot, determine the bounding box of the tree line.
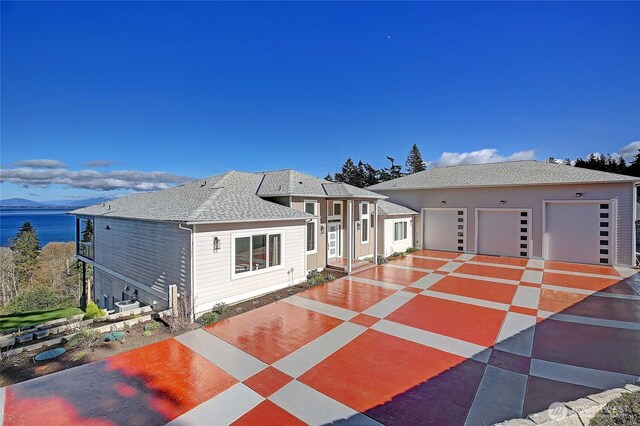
[0,222,89,314]
[325,144,640,188]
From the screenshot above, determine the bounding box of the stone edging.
[495,383,640,425]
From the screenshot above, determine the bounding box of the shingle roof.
[367,161,639,191]
[376,200,418,216]
[257,169,385,199]
[71,171,315,223]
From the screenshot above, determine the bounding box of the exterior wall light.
[500,200,506,204]
[575,192,583,198]
[213,237,221,252]
[105,225,110,230]
[320,225,325,235]
[441,200,446,205]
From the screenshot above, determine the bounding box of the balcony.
[77,241,94,260]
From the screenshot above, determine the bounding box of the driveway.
[2,251,640,425]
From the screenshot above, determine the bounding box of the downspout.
[634,183,640,267]
[373,201,378,264]
[178,223,195,321]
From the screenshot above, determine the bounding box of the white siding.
[382,216,414,256]
[375,182,635,266]
[193,221,306,314]
[93,217,190,310]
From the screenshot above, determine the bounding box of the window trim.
[304,200,318,254]
[361,202,369,243]
[393,220,409,242]
[231,229,285,279]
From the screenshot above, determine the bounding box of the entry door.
[328,223,339,258]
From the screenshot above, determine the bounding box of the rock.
[494,418,537,426]
[527,403,581,426]
[564,398,600,425]
[587,388,627,405]
[624,383,640,392]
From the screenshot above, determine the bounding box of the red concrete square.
[392,256,449,270]
[297,277,396,312]
[521,281,541,288]
[471,255,528,267]
[386,295,507,347]
[349,313,380,328]
[298,329,465,412]
[455,263,524,281]
[429,275,517,304]
[206,302,343,364]
[352,265,427,286]
[509,305,538,316]
[544,260,620,277]
[4,339,237,426]
[243,367,293,398]
[538,289,588,313]
[232,400,305,426]
[413,249,461,259]
[542,272,621,292]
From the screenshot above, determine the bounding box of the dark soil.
[590,391,640,426]
[0,274,344,386]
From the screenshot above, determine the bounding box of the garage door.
[545,201,613,265]
[423,209,466,252]
[477,209,530,257]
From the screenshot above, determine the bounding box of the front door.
[328,221,341,258]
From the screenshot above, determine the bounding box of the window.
[333,202,342,216]
[361,203,369,243]
[305,201,317,253]
[234,232,283,275]
[394,221,408,241]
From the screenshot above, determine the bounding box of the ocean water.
[0,208,76,247]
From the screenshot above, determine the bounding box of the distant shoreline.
[0,206,76,209]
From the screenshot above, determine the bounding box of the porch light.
[575,192,583,198]
[132,290,138,301]
[357,222,361,230]
[320,225,325,235]
[213,237,221,252]
[105,225,110,230]
[441,200,446,205]
[500,200,506,204]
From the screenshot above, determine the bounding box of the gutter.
[178,223,195,321]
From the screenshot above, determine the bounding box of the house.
[376,200,418,257]
[368,160,639,267]
[71,170,387,315]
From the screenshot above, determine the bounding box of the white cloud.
[14,159,67,169]
[0,166,191,191]
[617,141,640,161]
[428,148,536,167]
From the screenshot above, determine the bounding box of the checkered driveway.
[2,251,639,425]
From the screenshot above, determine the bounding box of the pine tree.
[324,173,334,182]
[10,221,41,284]
[628,149,640,178]
[405,144,426,174]
[82,219,94,242]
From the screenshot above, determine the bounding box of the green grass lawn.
[0,307,84,330]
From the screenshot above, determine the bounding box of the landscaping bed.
[591,391,640,425]
[0,319,173,387]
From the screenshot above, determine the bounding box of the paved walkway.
[2,251,640,425]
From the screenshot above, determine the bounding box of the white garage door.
[477,209,530,258]
[545,201,613,265]
[423,209,466,252]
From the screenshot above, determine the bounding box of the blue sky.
[1,1,639,200]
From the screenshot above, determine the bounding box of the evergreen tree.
[82,219,94,242]
[405,144,426,174]
[546,156,558,164]
[10,221,41,284]
[379,156,403,182]
[627,149,640,178]
[324,173,334,182]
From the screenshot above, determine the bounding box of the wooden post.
[80,261,87,310]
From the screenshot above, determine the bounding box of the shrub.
[0,347,18,372]
[84,301,103,320]
[143,321,160,336]
[377,255,388,264]
[67,328,101,351]
[196,311,219,326]
[590,391,640,425]
[325,274,337,282]
[306,270,326,286]
[2,285,70,314]
[212,302,229,315]
[168,294,192,333]
[405,247,419,254]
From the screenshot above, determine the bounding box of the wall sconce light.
[132,289,138,301]
[320,225,325,235]
[575,192,583,198]
[441,200,446,205]
[357,222,361,230]
[500,200,506,204]
[105,225,110,230]
[213,237,221,252]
